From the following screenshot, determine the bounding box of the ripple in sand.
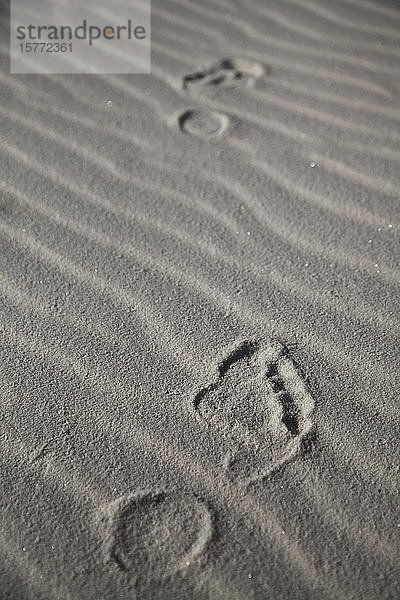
[183,58,267,91]
[178,108,229,138]
[103,490,213,578]
[194,339,314,485]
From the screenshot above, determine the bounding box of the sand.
[0,0,399,598]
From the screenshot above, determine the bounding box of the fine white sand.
[0,0,399,599]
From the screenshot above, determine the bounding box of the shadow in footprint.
[194,339,314,486]
[178,108,229,138]
[102,490,213,582]
[183,57,269,91]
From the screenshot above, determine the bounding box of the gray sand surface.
[0,0,399,598]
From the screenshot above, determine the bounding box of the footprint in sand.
[102,490,213,580]
[177,57,268,138]
[194,339,314,486]
[178,108,229,138]
[183,57,267,91]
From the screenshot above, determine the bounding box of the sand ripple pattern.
[0,0,399,598]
